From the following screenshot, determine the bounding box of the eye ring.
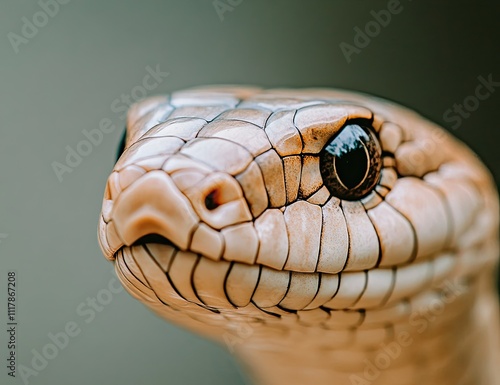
[320,121,382,200]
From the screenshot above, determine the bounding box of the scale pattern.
[98,86,500,385]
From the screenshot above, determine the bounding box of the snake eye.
[320,122,382,200]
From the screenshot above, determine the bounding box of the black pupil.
[325,125,369,189]
[334,142,368,189]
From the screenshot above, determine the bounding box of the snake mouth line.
[132,234,176,247]
[113,232,486,314]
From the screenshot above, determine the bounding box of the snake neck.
[234,277,500,385]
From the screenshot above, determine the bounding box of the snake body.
[98,86,500,385]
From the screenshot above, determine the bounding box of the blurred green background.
[0,1,498,384]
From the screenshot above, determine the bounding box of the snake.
[97,86,500,385]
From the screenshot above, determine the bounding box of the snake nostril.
[204,189,220,210]
[187,172,252,229]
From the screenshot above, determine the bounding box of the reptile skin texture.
[97,86,500,385]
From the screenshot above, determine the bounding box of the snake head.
[97,86,498,338]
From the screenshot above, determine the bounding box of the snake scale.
[98,86,499,385]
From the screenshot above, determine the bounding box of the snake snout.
[110,170,199,252]
[99,150,255,262]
